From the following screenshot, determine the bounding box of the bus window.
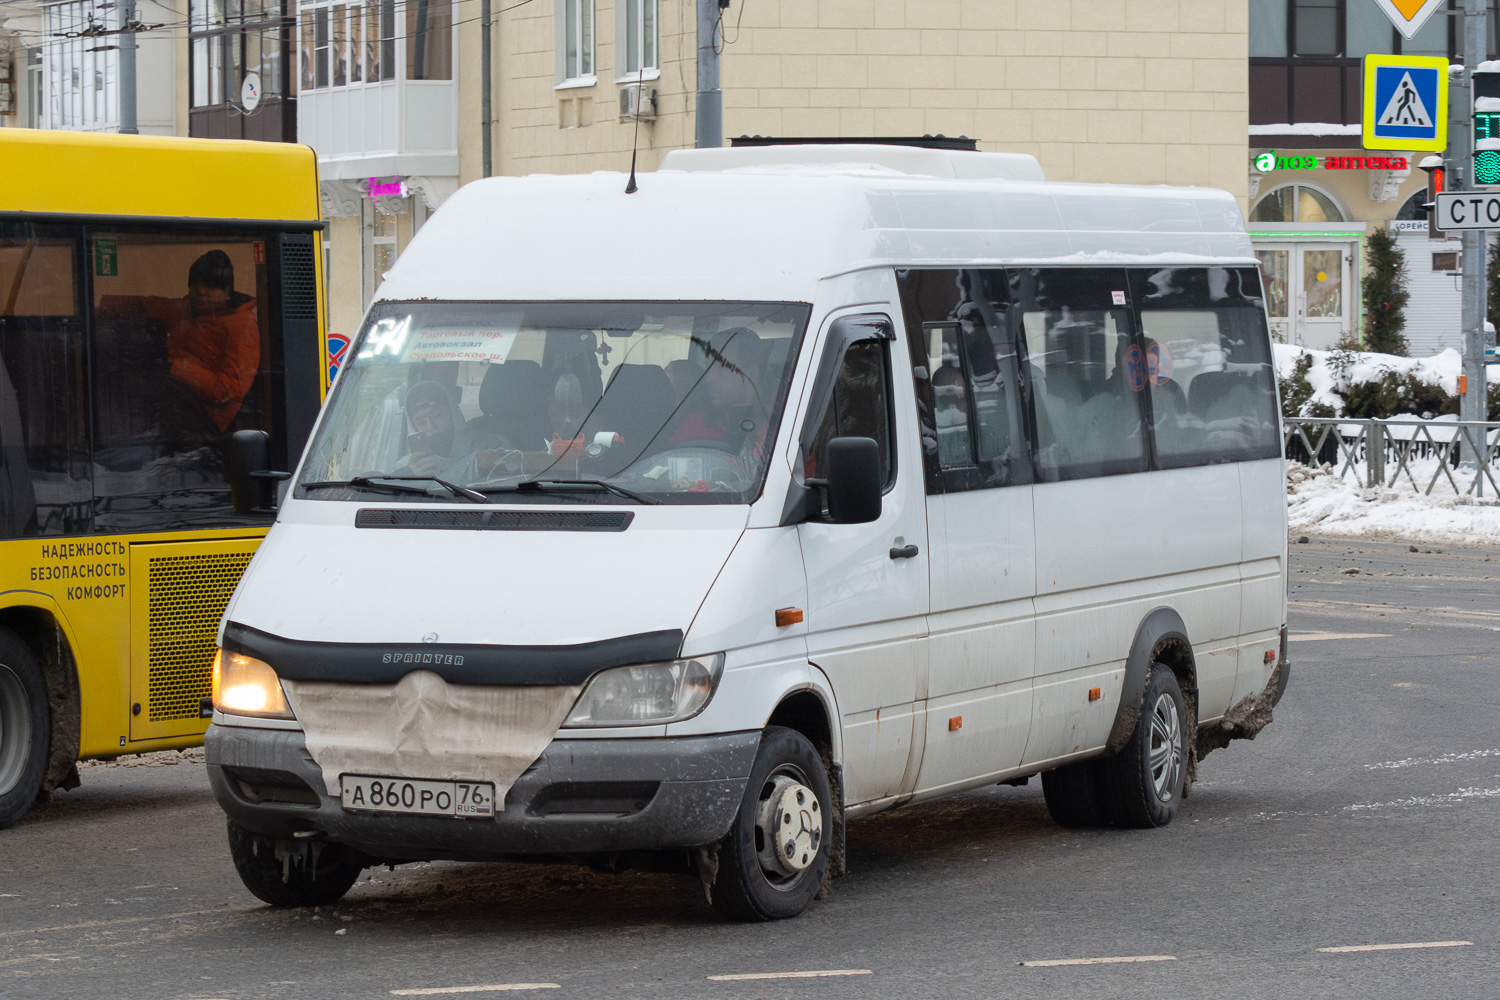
[0,227,91,537]
[1131,267,1282,468]
[1011,268,1148,482]
[92,233,278,528]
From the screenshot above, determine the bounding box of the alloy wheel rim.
[0,663,31,797]
[1148,692,1183,802]
[752,764,823,891]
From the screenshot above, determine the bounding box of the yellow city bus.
[0,129,327,828]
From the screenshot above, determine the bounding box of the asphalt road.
[4,536,1500,999]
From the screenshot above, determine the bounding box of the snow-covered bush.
[1275,344,1500,420]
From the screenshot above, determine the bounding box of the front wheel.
[0,629,49,831]
[1099,662,1188,828]
[712,727,832,921]
[227,821,364,907]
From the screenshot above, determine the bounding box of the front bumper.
[206,725,760,862]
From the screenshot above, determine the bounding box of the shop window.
[370,209,397,303]
[1249,183,1347,223]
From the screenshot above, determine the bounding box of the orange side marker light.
[775,607,804,627]
[1088,687,1102,702]
[948,716,963,731]
[1265,650,1277,663]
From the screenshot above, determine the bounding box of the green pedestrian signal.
[1474,68,1500,186]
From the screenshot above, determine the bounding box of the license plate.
[340,775,495,819]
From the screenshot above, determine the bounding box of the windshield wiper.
[303,476,488,503]
[478,478,661,505]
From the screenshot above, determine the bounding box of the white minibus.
[207,143,1288,921]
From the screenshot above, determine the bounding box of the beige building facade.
[315,0,1252,349]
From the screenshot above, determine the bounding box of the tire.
[1098,662,1188,829]
[1041,760,1108,829]
[0,629,49,831]
[712,726,832,921]
[227,820,364,907]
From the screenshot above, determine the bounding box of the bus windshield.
[298,301,811,505]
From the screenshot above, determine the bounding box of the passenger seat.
[468,360,550,450]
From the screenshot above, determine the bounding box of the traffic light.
[1419,155,1446,236]
[1474,65,1500,185]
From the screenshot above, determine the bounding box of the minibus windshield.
[297,301,810,505]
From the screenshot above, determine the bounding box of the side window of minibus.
[805,332,895,490]
[1010,268,1149,482]
[1128,267,1282,468]
[895,268,1033,493]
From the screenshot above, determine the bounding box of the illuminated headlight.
[211,649,294,719]
[563,655,724,728]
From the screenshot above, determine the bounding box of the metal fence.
[1284,417,1500,498]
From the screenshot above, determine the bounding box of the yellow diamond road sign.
[1371,0,1448,40]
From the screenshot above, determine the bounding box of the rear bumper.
[205,725,760,862]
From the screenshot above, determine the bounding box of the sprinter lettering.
[380,652,464,665]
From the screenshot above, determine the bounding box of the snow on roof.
[1249,123,1362,136]
[376,163,1254,305]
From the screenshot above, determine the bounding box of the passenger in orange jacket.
[116,251,261,434]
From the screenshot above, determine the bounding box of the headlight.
[212,649,294,719]
[563,654,724,728]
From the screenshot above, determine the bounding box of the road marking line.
[707,970,872,981]
[1020,955,1176,967]
[390,985,560,995]
[1319,941,1473,953]
[1291,631,1391,641]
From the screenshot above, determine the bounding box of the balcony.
[294,0,457,181]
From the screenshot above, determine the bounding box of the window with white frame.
[556,0,594,84]
[44,1,119,130]
[616,0,656,80]
[298,0,412,91]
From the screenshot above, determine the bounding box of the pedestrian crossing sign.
[1363,54,1448,152]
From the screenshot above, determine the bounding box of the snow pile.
[1274,343,1497,417]
[1286,461,1500,545]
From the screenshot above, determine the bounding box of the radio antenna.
[625,65,645,194]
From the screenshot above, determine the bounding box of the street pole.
[481,0,492,177]
[694,0,721,149]
[118,0,137,134]
[1462,0,1488,458]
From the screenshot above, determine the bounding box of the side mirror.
[227,429,290,516]
[818,436,883,525]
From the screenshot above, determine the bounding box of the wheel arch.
[1104,606,1197,755]
[764,675,845,884]
[0,596,83,792]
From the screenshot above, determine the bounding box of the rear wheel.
[1099,663,1187,828]
[227,820,364,907]
[0,629,49,831]
[712,727,831,921]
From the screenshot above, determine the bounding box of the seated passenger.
[395,381,509,481]
[103,251,261,434]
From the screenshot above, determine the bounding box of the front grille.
[147,552,253,722]
[356,509,634,531]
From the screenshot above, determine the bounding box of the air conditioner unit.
[619,83,657,121]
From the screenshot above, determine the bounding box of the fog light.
[212,649,294,719]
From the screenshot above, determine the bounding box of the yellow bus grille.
[147,552,253,722]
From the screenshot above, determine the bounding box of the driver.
[664,329,768,454]
[395,381,509,480]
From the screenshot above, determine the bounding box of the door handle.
[889,544,919,560]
